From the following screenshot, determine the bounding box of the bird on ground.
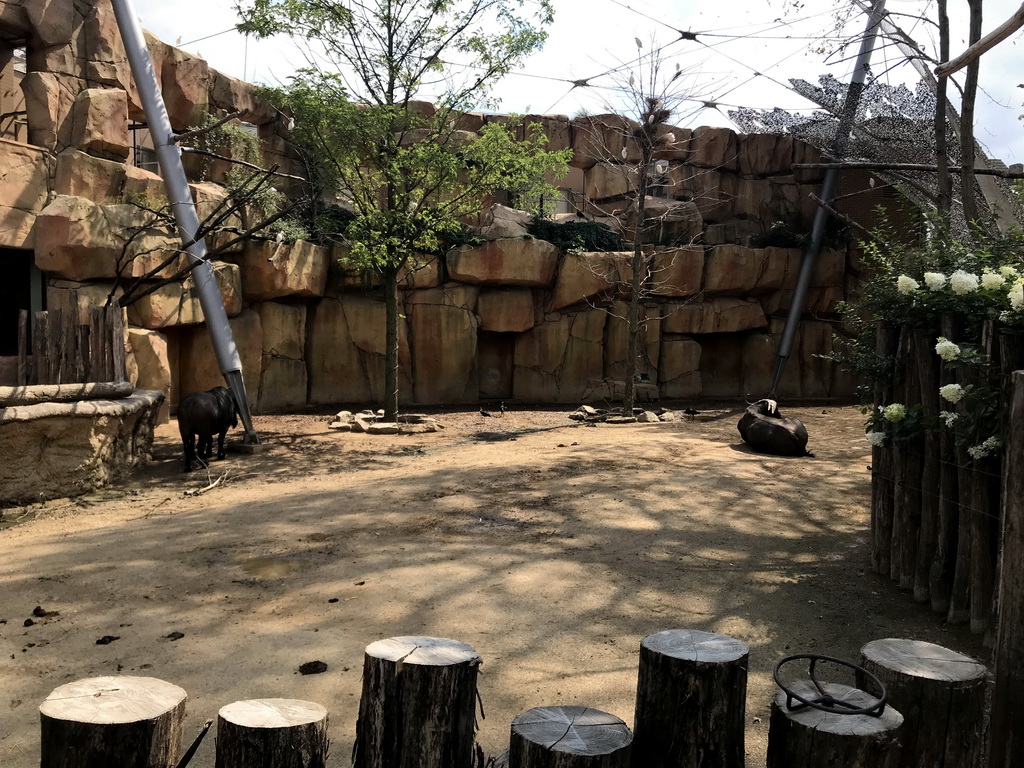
[479,408,492,417]
[683,407,700,421]
[499,401,506,417]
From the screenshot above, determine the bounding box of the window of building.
[0,247,45,356]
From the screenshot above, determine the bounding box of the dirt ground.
[0,403,987,767]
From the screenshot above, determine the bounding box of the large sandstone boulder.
[35,195,184,280]
[126,262,242,329]
[21,69,79,151]
[307,295,413,405]
[550,251,625,310]
[738,134,794,177]
[210,71,275,125]
[650,246,703,297]
[72,88,130,160]
[662,298,767,334]
[639,198,702,245]
[161,47,210,131]
[475,204,533,239]
[178,308,262,408]
[81,2,134,108]
[0,141,49,248]
[702,245,800,296]
[518,114,571,152]
[54,149,128,203]
[256,301,310,413]
[24,0,75,48]
[689,126,739,170]
[732,178,772,220]
[570,114,641,168]
[447,238,559,286]
[659,336,702,398]
[585,162,638,200]
[514,310,605,402]
[239,239,330,301]
[740,320,835,399]
[477,288,535,332]
[127,328,171,423]
[398,257,441,289]
[407,290,478,403]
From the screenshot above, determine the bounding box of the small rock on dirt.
[164,631,185,641]
[95,635,120,645]
[637,411,659,423]
[367,422,400,435]
[606,415,637,424]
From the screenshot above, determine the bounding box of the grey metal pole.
[110,0,258,444]
[769,0,888,398]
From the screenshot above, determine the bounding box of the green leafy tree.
[237,0,568,419]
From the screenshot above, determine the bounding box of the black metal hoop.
[773,654,888,717]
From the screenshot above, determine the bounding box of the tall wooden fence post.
[631,629,747,768]
[352,636,482,768]
[766,681,903,768]
[215,699,328,768]
[39,676,186,768]
[509,706,632,768]
[858,638,986,768]
[988,370,1024,768]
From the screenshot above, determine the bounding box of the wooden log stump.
[353,635,482,768]
[858,638,987,768]
[39,675,186,768]
[215,699,328,768]
[509,706,632,768]
[631,629,747,768]
[766,681,903,768]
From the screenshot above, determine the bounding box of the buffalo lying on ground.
[737,399,812,457]
[178,386,238,472]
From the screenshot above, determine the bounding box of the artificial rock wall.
[0,0,871,411]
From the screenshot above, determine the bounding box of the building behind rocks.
[0,0,911,414]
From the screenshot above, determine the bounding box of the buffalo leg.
[182,433,196,472]
[216,429,228,460]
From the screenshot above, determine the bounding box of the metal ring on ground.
[773,654,888,717]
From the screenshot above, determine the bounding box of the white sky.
[129,0,1024,162]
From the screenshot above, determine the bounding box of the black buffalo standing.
[178,386,238,472]
[737,399,812,457]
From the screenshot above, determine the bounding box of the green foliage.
[526,216,626,255]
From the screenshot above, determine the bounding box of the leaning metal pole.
[110,0,258,444]
[769,0,888,398]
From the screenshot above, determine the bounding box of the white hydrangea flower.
[924,272,947,291]
[949,270,980,295]
[967,439,1000,460]
[939,410,958,428]
[981,270,1006,290]
[882,403,906,422]
[896,275,920,294]
[940,383,965,403]
[1000,265,1020,279]
[1010,281,1024,311]
[1000,311,1015,323]
[934,337,960,361]
[866,431,886,447]
[968,444,987,460]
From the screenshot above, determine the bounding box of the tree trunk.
[766,682,903,768]
[913,330,940,603]
[631,629,747,768]
[935,0,951,218]
[215,699,328,768]
[872,323,899,576]
[623,163,650,414]
[353,636,482,768]
[960,0,983,228]
[858,638,986,768]
[988,370,1024,768]
[39,676,186,768]
[509,706,632,768]
[932,313,961,612]
[382,264,401,421]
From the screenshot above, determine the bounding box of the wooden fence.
[871,319,1022,637]
[15,291,127,386]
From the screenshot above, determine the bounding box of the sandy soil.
[0,404,987,767]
